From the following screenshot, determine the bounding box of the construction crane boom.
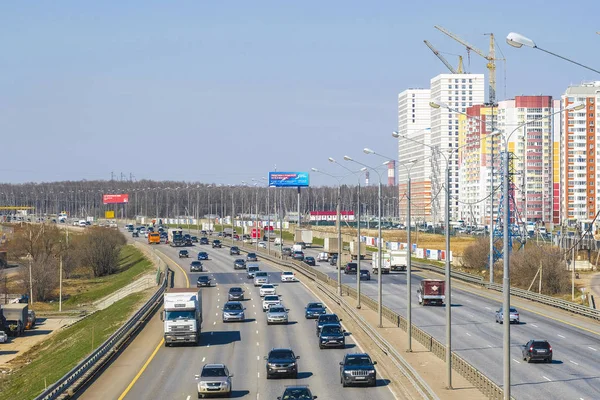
[424,40,457,74]
[434,25,499,104]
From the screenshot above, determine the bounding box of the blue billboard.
[269,171,310,187]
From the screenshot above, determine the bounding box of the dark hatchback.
[305,302,327,319]
[197,251,209,260]
[319,323,346,349]
[196,275,212,287]
[344,263,357,275]
[230,246,240,255]
[316,314,342,336]
[359,269,371,280]
[178,250,190,258]
[329,254,338,266]
[212,240,222,248]
[339,353,377,387]
[228,287,244,301]
[292,251,305,261]
[199,237,209,245]
[304,256,316,266]
[265,348,300,379]
[234,259,246,270]
[246,252,258,262]
[522,340,553,363]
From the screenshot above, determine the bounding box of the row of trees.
[2,224,126,302]
[0,179,402,222]
[461,238,571,295]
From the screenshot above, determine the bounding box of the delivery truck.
[294,229,313,248]
[323,237,340,256]
[417,279,445,306]
[349,240,366,260]
[162,288,203,346]
[371,252,390,274]
[388,250,408,271]
[168,228,184,247]
[3,303,28,337]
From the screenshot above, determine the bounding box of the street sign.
[105,210,115,219]
[268,172,309,187]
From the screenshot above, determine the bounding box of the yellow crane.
[424,40,464,74]
[434,25,503,104]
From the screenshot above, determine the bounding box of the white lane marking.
[469,314,475,318]
[255,320,258,324]
[512,358,521,364]
[187,396,191,400]
[588,346,597,351]
[465,332,471,337]
[485,307,492,310]
[257,355,260,360]
[254,311,257,315]
[487,345,493,348]
[256,330,259,334]
[570,360,579,365]
[257,372,260,378]
[253,304,256,308]
[557,334,565,338]
[213,321,216,325]
[531,324,538,328]
[465,299,472,303]
[218,298,220,302]
[256,342,259,346]
[542,376,552,382]
[201,357,206,362]
[215,313,218,316]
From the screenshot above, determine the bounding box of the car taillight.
[549,346,552,352]
[529,346,534,352]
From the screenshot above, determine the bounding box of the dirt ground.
[0,317,78,368]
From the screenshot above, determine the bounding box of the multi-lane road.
[81,235,397,400]
[295,245,600,400]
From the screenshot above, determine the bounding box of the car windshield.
[321,325,342,335]
[198,276,209,281]
[283,272,293,275]
[532,341,550,349]
[249,267,259,272]
[347,263,357,268]
[232,247,239,250]
[282,388,312,400]
[305,257,314,261]
[201,367,227,377]
[255,272,268,277]
[345,356,372,366]
[235,259,244,263]
[191,262,202,266]
[180,251,188,254]
[264,295,279,301]
[269,350,294,360]
[269,306,285,313]
[320,315,338,323]
[262,285,274,289]
[308,303,324,309]
[248,253,256,257]
[229,288,242,293]
[360,270,369,274]
[165,310,195,320]
[224,303,243,311]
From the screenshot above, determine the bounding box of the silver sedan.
[266,305,289,325]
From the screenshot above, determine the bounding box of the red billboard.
[103,194,129,204]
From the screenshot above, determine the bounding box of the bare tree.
[510,245,570,295]
[460,237,490,271]
[78,227,126,277]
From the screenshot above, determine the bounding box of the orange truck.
[148,232,161,244]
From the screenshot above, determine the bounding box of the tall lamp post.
[343,156,387,327]
[311,167,344,296]
[329,158,367,308]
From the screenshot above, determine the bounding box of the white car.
[280,271,297,282]
[258,241,267,249]
[0,331,7,343]
[317,252,329,262]
[262,295,282,311]
[259,284,277,297]
[254,272,269,287]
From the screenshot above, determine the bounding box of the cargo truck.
[388,250,407,271]
[223,227,234,237]
[168,228,184,247]
[162,288,202,346]
[417,279,445,306]
[294,229,313,248]
[3,303,28,337]
[371,252,390,274]
[349,241,366,260]
[323,237,340,256]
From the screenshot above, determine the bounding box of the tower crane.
[424,40,464,74]
[434,25,504,104]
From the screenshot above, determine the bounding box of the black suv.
[339,353,377,387]
[230,246,240,255]
[199,237,209,245]
[265,348,300,379]
[344,262,357,275]
[196,275,212,287]
[316,314,342,336]
[319,323,346,349]
[233,259,246,270]
[522,339,552,363]
[212,239,222,248]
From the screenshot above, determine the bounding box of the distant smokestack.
[387,160,396,186]
[365,171,370,186]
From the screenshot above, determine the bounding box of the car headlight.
[368,370,375,374]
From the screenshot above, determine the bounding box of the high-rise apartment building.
[561,82,600,231]
[397,88,431,223]
[430,74,485,223]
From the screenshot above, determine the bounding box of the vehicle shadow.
[239,319,256,323]
[285,321,298,326]
[296,372,314,380]
[376,378,391,387]
[202,331,241,346]
[343,343,357,349]
[230,390,250,398]
[0,350,19,356]
[26,329,52,336]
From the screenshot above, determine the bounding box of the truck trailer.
[294,229,313,248]
[388,250,408,271]
[371,252,390,274]
[162,288,202,346]
[417,279,445,306]
[323,237,340,256]
[3,303,28,337]
[349,241,366,260]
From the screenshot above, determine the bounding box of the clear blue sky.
[2,1,600,185]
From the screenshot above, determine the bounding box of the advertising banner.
[268,172,309,187]
[103,194,129,204]
[105,210,115,219]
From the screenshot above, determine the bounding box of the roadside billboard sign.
[268,172,309,187]
[105,210,115,219]
[102,194,129,204]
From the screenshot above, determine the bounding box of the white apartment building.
[430,73,485,223]
[397,88,432,224]
[561,82,600,231]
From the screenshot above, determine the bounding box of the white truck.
[323,237,340,256]
[371,252,390,274]
[349,241,366,260]
[372,250,408,274]
[294,229,313,248]
[168,228,184,247]
[162,288,202,346]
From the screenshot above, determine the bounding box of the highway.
[94,236,397,400]
[296,245,600,400]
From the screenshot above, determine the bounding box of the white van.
[274,237,283,246]
[78,220,87,227]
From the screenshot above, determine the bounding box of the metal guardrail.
[35,256,169,400]
[241,242,510,400]
[414,261,600,321]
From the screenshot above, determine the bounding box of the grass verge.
[0,292,147,400]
